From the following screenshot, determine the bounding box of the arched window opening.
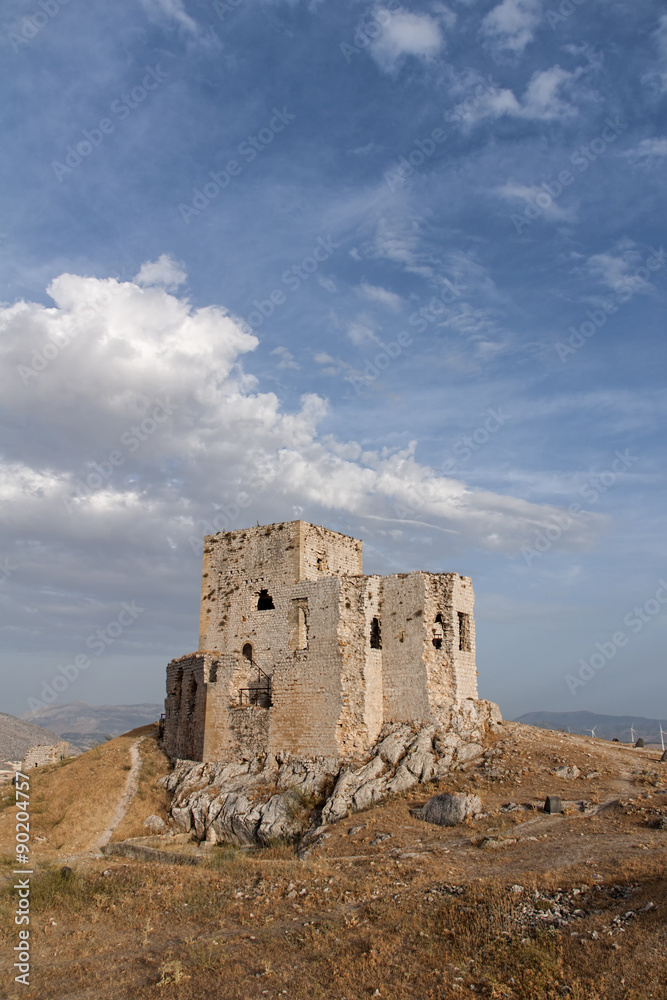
[257,589,275,610]
[242,642,253,662]
[432,614,444,649]
[370,617,382,650]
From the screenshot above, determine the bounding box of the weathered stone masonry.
[164,520,479,763]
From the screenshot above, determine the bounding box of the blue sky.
[1,0,666,723]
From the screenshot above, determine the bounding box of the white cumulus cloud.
[369,10,444,74]
[0,265,607,678]
[134,254,188,290]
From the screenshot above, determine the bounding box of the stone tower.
[164,520,477,762]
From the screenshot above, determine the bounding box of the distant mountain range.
[515,711,666,744]
[0,712,62,763]
[21,702,162,745]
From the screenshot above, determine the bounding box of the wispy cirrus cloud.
[139,0,198,34]
[496,181,577,223]
[356,282,403,311]
[619,137,667,163]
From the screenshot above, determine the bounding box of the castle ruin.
[164,520,479,763]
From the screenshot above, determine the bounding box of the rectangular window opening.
[457,611,471,652]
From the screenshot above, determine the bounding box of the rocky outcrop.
[159,698,501,847]
[321,700,499,825]
[160,756,336,846]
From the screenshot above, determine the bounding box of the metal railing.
[237,658,272,707]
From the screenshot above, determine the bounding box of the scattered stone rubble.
[159,700,500,846]
[503,882,659,943]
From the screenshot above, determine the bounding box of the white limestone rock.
[384,763,419,795]
[456,743,484,763]
[162,700,502,846]
[143,814,167,833]
[376,725,415,766]
[351,777,388,812]
[554,765,580,780]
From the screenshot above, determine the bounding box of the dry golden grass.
[0,848,664,999]
[0,736,138,854]
[0,724,171,855]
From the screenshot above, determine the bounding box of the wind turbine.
[586,726,597,739]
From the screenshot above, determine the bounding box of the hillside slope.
[0,721,664,1000]
[0,711,61,762]
[0,724,171,854]
[515,710,666,742]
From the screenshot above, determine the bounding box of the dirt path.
[94,738,144,851]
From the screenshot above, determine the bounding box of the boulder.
[554,765,580,780]
[416,792,482,827]
[143,814,167,833]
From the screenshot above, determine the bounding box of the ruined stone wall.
[164,653,209,760]
[22,741,71,770]
[450,574,477,702]
[199,521,303,651]
[380,573,432,724]
[335,576,383,756]
[186,521,365,760]
[266,576,344,758]
[296,521,362,581]
[228,706,270,760]
[201,653,239,761]
[198,520,362,651]
[421,573,458,720]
